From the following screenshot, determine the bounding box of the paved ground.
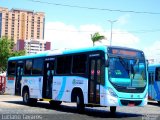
[0,95,159,120]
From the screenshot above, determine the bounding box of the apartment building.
[17,39,51,54]
[0,7,45,44]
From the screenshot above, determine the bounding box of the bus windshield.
[108,56,147,88]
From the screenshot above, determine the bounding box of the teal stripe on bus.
[63,46,107,54]
[56,77,67,100]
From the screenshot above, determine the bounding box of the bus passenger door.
[43,60,54,99]
[15,63,23,96]
[88,57,101,104]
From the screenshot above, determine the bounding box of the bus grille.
[120,100,142,106]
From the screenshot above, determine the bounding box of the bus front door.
[15,63,23,96]
[88,57,101,104]
[43,60,54,99]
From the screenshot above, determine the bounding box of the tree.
[0,36,25,72]
[91,32,105,46]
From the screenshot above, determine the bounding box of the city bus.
[148,64,160,104]
[6,45,148,113]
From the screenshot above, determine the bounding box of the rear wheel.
[22,89,37,105]
[76,93,84,113]
[110,106,116,114]
[23,90,29,104]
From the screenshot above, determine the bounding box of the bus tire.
[49,100,62,107]
[76,93,84,113]
[110,106,116,114]
[22,89,37,106]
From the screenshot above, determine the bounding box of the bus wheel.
[22,89,37,105]
[23,90,30,105]
[76,93,84,113]
[110,106,116,114]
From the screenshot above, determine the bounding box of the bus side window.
[56,56,72,74]
[24,60,32,75]
[155,67,160,81]
[8,61,16,76]
[72,54,87,74]
[32,58,43,75]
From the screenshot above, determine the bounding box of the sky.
[1,0,160,61]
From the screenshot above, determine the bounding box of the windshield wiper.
[118,56,129,74]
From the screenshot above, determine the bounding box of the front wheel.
[76,93,84,113]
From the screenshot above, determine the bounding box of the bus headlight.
[107,87,118,98]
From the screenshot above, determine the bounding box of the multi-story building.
[17,39,51,54]
[0,7,45,44]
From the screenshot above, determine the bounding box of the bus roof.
[8,45,107,61]
[8,45,143,61]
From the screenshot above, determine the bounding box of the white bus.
[6,45,148,113]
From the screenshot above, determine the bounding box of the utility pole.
[108,20,117,46]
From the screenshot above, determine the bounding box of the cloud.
[111,29,139,48]
[45,22,106,49]
[117,14,131,25]
[143,40,160,62]
[44,21,160,63]
[44,22,139,51]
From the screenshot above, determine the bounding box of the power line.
[114,29,160,34]
[46,28,160,34]
[28,0,160,15]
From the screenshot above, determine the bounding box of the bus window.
[56,56,72,74]
[97,59,101,83]
[32,58,43,75]
[24,60,32,75]
[72,54,87,74]
[155,67,160,81]
[90,60,95,80]
[8,61,16,75]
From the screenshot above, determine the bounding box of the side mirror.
[146,59,149,71]
[105,60,109,67]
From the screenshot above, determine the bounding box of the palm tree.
[91,32,105,46]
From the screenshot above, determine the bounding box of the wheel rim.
[77,96,80,105]
[24,92,29,103]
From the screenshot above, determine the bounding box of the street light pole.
[108,20,117,46]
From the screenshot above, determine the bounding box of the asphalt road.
[0,95,159,120]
